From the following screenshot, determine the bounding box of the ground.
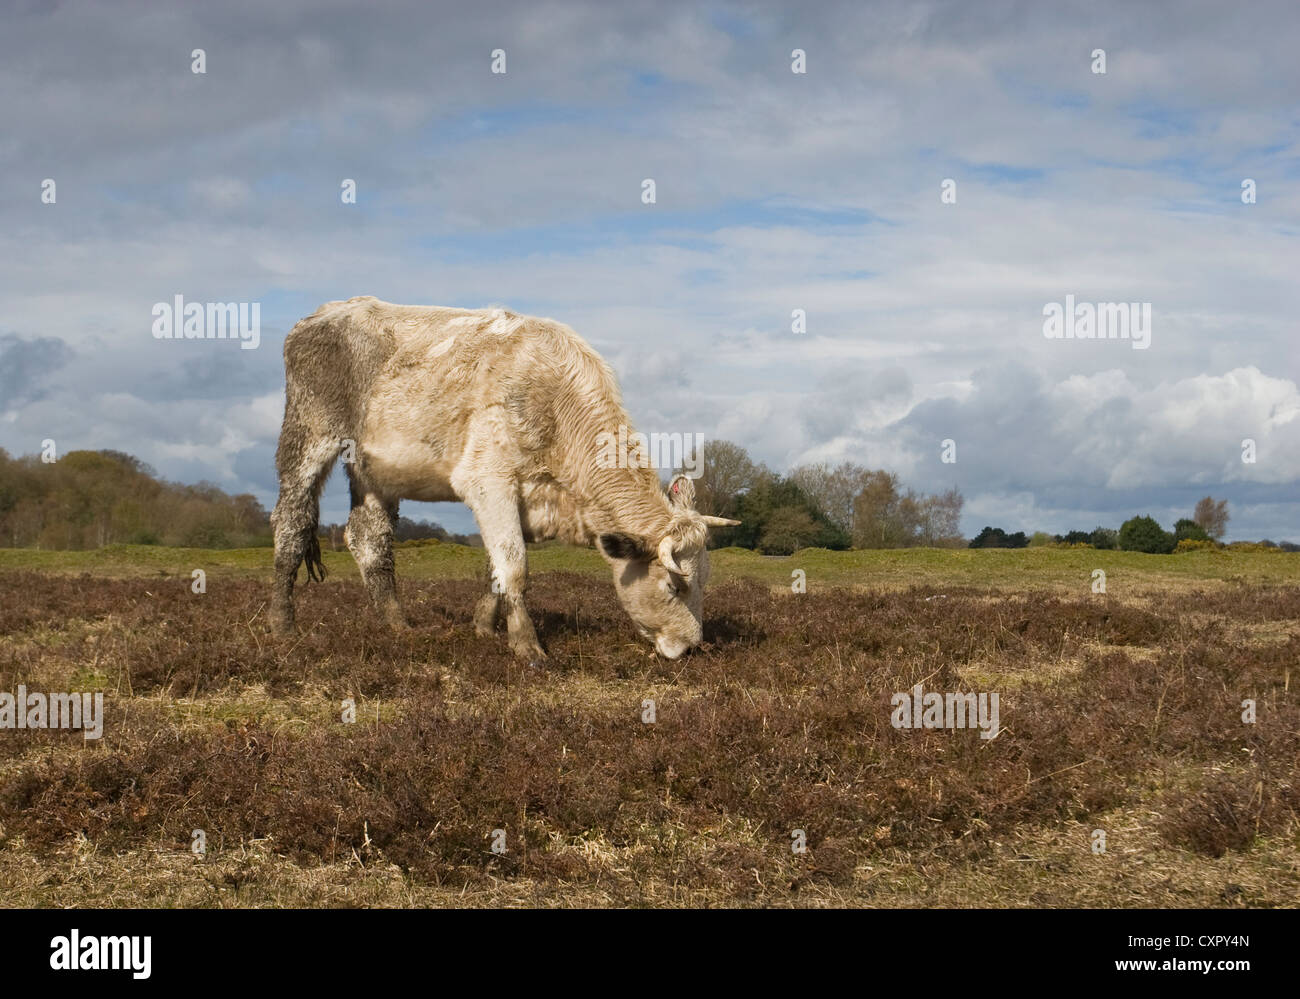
[0,543,1296,907]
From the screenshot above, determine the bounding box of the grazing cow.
[269,297,738,660]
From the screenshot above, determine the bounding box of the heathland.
[0,544,1295,907]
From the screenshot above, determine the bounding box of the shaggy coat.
[269,297,736,659]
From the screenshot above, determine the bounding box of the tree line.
[0,449,271,549]
[0,449,483,550]
[968,497,1295,552]
[687,440,964,554]
[0,443,965,554]
[2,447,1288,553]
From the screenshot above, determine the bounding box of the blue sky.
[1,0,1297,540]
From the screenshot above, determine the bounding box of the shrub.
[1090,527,1119,550]
[1119,515,1175,554]
[757,507,821,555]
[1174,518,1211,543]
[969,527,1029,549]
[181,523,230,549]
[1174,538,1215,553]
[1225,541,1277,553]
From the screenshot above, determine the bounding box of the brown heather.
[0,568,1296,906]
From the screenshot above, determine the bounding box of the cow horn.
[658,535,684,575]
[700,515,741,528]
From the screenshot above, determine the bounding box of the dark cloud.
[232,442,278,494]
[802,364,912,442]
[0,333,72,409]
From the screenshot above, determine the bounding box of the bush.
[1090,527,1119,550]
[1028,531,1055,547]
[1119,515,1175,554]
[181,523,231,549]
[1174,538,1216,553]
[758,507,821,555]
[1174,518,1211,543]
[1062,530,1093,545]
[730,481,850,552]
[969,527,1029,549]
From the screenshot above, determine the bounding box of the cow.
[268,297,738,661]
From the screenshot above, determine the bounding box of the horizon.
[0,443,1283,547]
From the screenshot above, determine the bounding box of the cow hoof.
[473,595,502,636]
[267,605,290,629]
[511,642,548,662]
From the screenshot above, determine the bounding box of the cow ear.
[598,532,648,561]
[667,474,695,509]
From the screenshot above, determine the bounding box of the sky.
[0,0,1297,541]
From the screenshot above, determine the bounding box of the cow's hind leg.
[269,435,339,634]
[473,592,503,637]
[345,492,407,631]
[460,480,544,661]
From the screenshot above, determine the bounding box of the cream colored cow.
[269,297,737,660]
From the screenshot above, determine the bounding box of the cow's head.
[597,474,739,659]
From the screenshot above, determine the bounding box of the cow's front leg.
[463,482,545,661]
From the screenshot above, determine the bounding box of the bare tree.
[852,471,916,548]
[847,471,965,549]
[790,461,872,533]
[690,440,762,517]
[918,487,965,547]
[1193,496,1229,539]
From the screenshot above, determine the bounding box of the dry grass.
[0,559,1296,908]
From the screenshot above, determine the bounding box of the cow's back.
[282,296,405,440]
[288,297,615,503]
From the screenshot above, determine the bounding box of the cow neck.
[577,460,674,543]
[552,375,676,543]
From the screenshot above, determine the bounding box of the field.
[0,543,1297,907]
